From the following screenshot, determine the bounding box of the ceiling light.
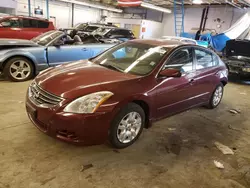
[141,2,172,13]
[59,0,123,13]
[192,0,203,4]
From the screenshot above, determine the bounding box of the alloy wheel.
[9,60,31,80]
[117,112,142,144]
[213,86,223,106]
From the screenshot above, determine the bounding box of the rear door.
[191,47,220,104]
[0,17,22,39]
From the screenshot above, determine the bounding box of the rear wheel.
[109,103,145,149]
[207,83,224,109]
[3,57,34,82]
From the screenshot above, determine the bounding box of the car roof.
[130,39,185,47]
[88,23,117,27]
[102,27,131,31]
[161,36,198,44]
[1,15,49,22]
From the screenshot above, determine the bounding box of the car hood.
[35,60,139,99]
[0,38,38,46]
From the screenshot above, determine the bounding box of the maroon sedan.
[26,39,228,148]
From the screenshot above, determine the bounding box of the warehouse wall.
[162,6,248,36]
[0,0,16,14]
[16,0,101,28]
[1,0,17,9]
[141,20,163,39]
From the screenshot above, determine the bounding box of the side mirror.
[159,69,182,78]
[54,40,64,47]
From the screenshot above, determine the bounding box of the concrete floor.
[1,77,250,188]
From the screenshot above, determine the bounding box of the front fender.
[100,93,154,127]
[0,47,48,73]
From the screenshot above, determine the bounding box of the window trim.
[157,46,195,76]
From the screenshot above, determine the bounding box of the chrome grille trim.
[29,82,63,108]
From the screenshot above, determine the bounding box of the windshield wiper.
[99,64,124,72]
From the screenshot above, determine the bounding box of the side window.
[195,49,213,70]
[110,30,121,36]
[120,30,130,37]
[22,19,38,28]
[164,48,193,73]
[0,18,21,28]
[38,21,49,28]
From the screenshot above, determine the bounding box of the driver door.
[47,37,91,66]
[47,37,114,66]
[155,47,197,119]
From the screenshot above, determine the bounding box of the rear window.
[38,21,49,28]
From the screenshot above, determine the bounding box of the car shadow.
[228,74,250,85]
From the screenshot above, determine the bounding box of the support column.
[72,3,75,27]
[28,0,31,16]
[46,0,49,19]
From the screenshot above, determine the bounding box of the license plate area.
[242,67,250,72]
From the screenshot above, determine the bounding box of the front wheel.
[109,103,145,149]
[207,83,224,109]
[3,57,34,82]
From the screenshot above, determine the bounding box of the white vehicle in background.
[161,36,198,45]
[0,13,9,19]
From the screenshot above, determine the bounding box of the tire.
[109,103,145,149]
[207,83,224,109]
[3,57,34,82]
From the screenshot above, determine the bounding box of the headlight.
[63,91,113,114]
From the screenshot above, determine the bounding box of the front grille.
[29,82,62,107]
[57,130,79,141]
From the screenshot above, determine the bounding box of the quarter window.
[164,48,193,73]
[195,49,214,70]
[38,21,49,28]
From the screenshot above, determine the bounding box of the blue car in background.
[0,30,117,82]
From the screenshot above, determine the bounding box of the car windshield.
[31,31,63,46]
[92,42,169,76]
[74,23,87,29]
[84,25,99,32]
[92,27,111,36]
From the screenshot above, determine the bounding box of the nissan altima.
[26,39,228,148]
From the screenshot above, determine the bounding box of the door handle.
[82,48,87,51]
[189,78,195,83]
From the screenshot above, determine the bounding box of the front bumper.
[26,97,113,146]
[226,59,250,76]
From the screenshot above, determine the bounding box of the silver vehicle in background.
[161,36,198,45]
